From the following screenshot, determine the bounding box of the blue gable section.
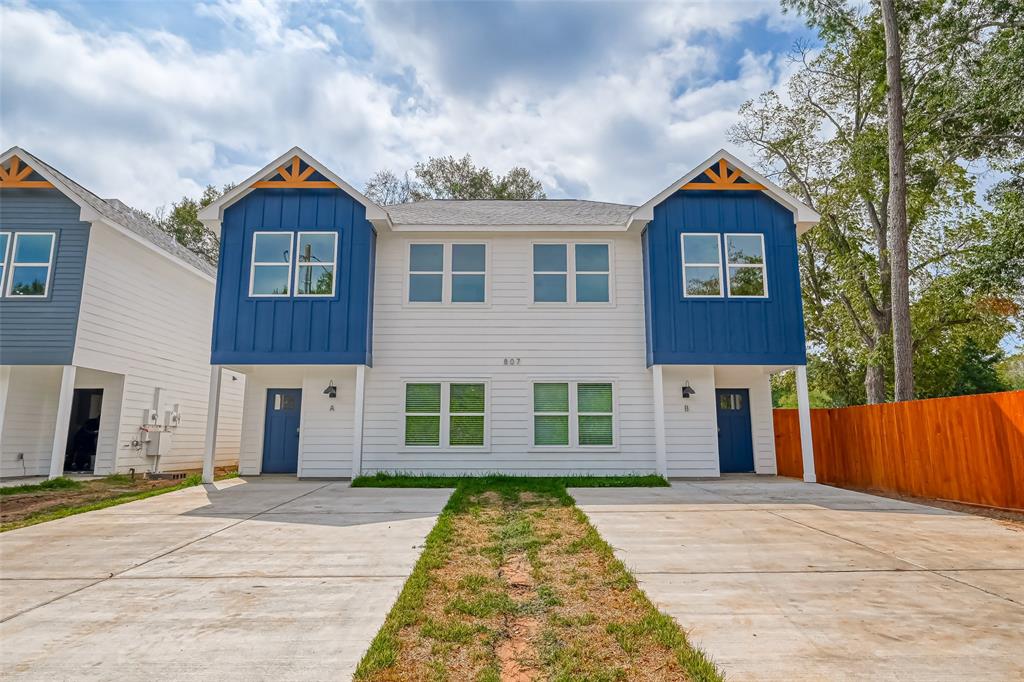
[643,189,807,366]
[211,186,375,365]
[0,189,90,365]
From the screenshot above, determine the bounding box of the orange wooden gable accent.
[253,156,337,189]
[0,156,54,189]
[682,158,764,191]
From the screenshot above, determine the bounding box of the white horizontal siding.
[73,223,242,473]
[661,365,720,477]
[0,366,61,477]
[361,231,657,475]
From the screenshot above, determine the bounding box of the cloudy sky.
[1,0,813,213]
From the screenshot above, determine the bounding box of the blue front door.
[716,388,754,473]
[262,389,301,474]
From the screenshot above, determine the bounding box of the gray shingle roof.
[385,199,636,226]
[16,150,216,277]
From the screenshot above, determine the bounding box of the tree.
[364,154,546,204]
[155,184,233,265]
[734,0,1024,405]
[363,169,412,205]
[879,0,914,400]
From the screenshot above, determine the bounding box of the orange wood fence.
[773,390,1024,510]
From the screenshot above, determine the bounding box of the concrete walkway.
[572,477,1024,682]
[0,478,451,681]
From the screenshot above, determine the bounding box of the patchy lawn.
[353,476,721,682]
[1,470,237,531]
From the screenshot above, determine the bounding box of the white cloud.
[0,0,798,211]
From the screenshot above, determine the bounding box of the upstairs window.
[725,234,767,297]
[408,243,487,304]
[680,233,722,297]
[6,232,55,298]
[405,381,487,447]
[295,232,337,297]
[250,232,292,296]
[533,243,610,303]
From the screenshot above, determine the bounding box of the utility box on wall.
[146,430,174,457]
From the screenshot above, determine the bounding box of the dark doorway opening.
[65,388,102,473]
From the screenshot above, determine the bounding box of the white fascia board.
[197,146,392,235]
[389,223,628,233]
[628,148,821,235]
[2,147,214,283]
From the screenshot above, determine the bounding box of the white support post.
[351,364,367,480]
[795,365,816,483]
[49,365,77,480]
[0,365,12,449]
[201,366,223,484]
[652,365,668,478]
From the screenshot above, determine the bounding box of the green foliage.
[734,0,1024,405]
[155,183,234,265]
[364,154,546,204]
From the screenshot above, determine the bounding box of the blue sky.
[1,0,814,213]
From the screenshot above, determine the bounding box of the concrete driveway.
[0,478,451,681]
[572,477,1024,682]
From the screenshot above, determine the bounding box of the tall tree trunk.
[865,363,886,405]
[880,0,914,402]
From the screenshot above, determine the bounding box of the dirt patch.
[2,476,187,526]
[360,483,717,681]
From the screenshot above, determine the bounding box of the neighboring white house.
[0,147,244,479]
[197,147,819,481]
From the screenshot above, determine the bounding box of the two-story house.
[0,147,244,480]
[197,147,819,482]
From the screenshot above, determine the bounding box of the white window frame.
[5,231,56,298]
[249,231,293,298]
[530,379,618,451]
[0,231,10,293]
[293,231,338,298]
[405,241,490,306]
[680,232,724,298]
[401,379,491,450]
[530,241,614,306]
[724,232,769,299]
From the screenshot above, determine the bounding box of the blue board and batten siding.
[643,189,807,366]
[211,187,376,365]
[0,189,89,365]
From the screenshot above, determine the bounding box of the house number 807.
[503,357,521,366]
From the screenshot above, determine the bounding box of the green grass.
[1,472,239,532]
[353,475,721,682]
[0,477,83,496]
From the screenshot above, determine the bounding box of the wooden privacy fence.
[773,390,1024,510]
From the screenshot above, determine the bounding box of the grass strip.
[0,477,83,496]
[354,475,721,682]
[1,472,239,532]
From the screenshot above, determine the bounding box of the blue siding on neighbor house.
[0,189,90,365]
[643,189,807,366]
[211,187,376,365]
